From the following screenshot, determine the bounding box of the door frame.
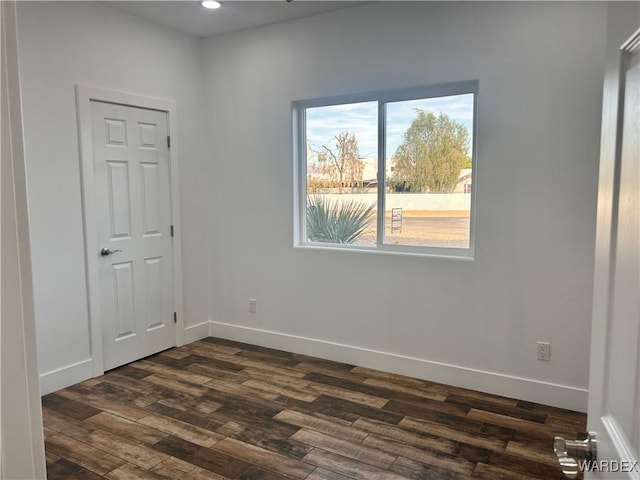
[1,1,47,477]
[76,85,185,377]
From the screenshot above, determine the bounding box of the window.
[294,81,478,257]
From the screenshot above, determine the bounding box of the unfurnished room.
[1,1,639,479]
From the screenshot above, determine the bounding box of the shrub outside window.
[294,81,478,258]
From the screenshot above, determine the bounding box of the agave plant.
[306,195,374,244]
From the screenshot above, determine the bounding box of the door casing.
[76,85,185,377]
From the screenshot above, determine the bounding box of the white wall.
[16,2,209,392]
[15,1,610,410]
[202,2,607,411]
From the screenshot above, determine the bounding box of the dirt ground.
[355,210,470,248]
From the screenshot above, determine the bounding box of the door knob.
[554,432,597,479]
[100,247,122,256]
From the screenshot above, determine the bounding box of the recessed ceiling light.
[201,1,221,10]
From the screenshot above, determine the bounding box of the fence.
[310,193,471,211]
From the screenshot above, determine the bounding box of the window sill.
[293,242,474,261]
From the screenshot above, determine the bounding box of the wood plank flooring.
[42,337,586,479]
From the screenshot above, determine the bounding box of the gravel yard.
[355,210,470,248]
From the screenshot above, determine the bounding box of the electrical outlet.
[537,341,551,361]
[249,298,257,314]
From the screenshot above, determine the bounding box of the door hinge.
[174,312,177,324]
[167,136,171,149]
[170,225,174,237]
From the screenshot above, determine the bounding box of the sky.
[306,93,474,166]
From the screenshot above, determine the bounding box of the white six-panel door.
[91,101,175,371]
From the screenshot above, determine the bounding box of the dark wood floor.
[42,337,585,480]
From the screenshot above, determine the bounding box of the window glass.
[384,94,474,248]
[305,102,378,245]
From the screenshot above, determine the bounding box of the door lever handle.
[554,432,597,479]
[100,247,122,257]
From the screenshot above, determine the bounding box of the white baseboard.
[40,322,211,395]
[40,359,94,395]
[184,321,211,344]
[209,321,588,412]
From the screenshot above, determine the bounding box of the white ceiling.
[109,1,365,38]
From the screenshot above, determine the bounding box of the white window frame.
[293,80,479,259]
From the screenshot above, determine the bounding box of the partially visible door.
[1,1,47,477]
[583,28,640,480]
[91,101,175,371]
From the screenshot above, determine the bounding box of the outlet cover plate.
[537,341,551,361]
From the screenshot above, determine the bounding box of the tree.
[319,131,364,193]
[391,110,470,193]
